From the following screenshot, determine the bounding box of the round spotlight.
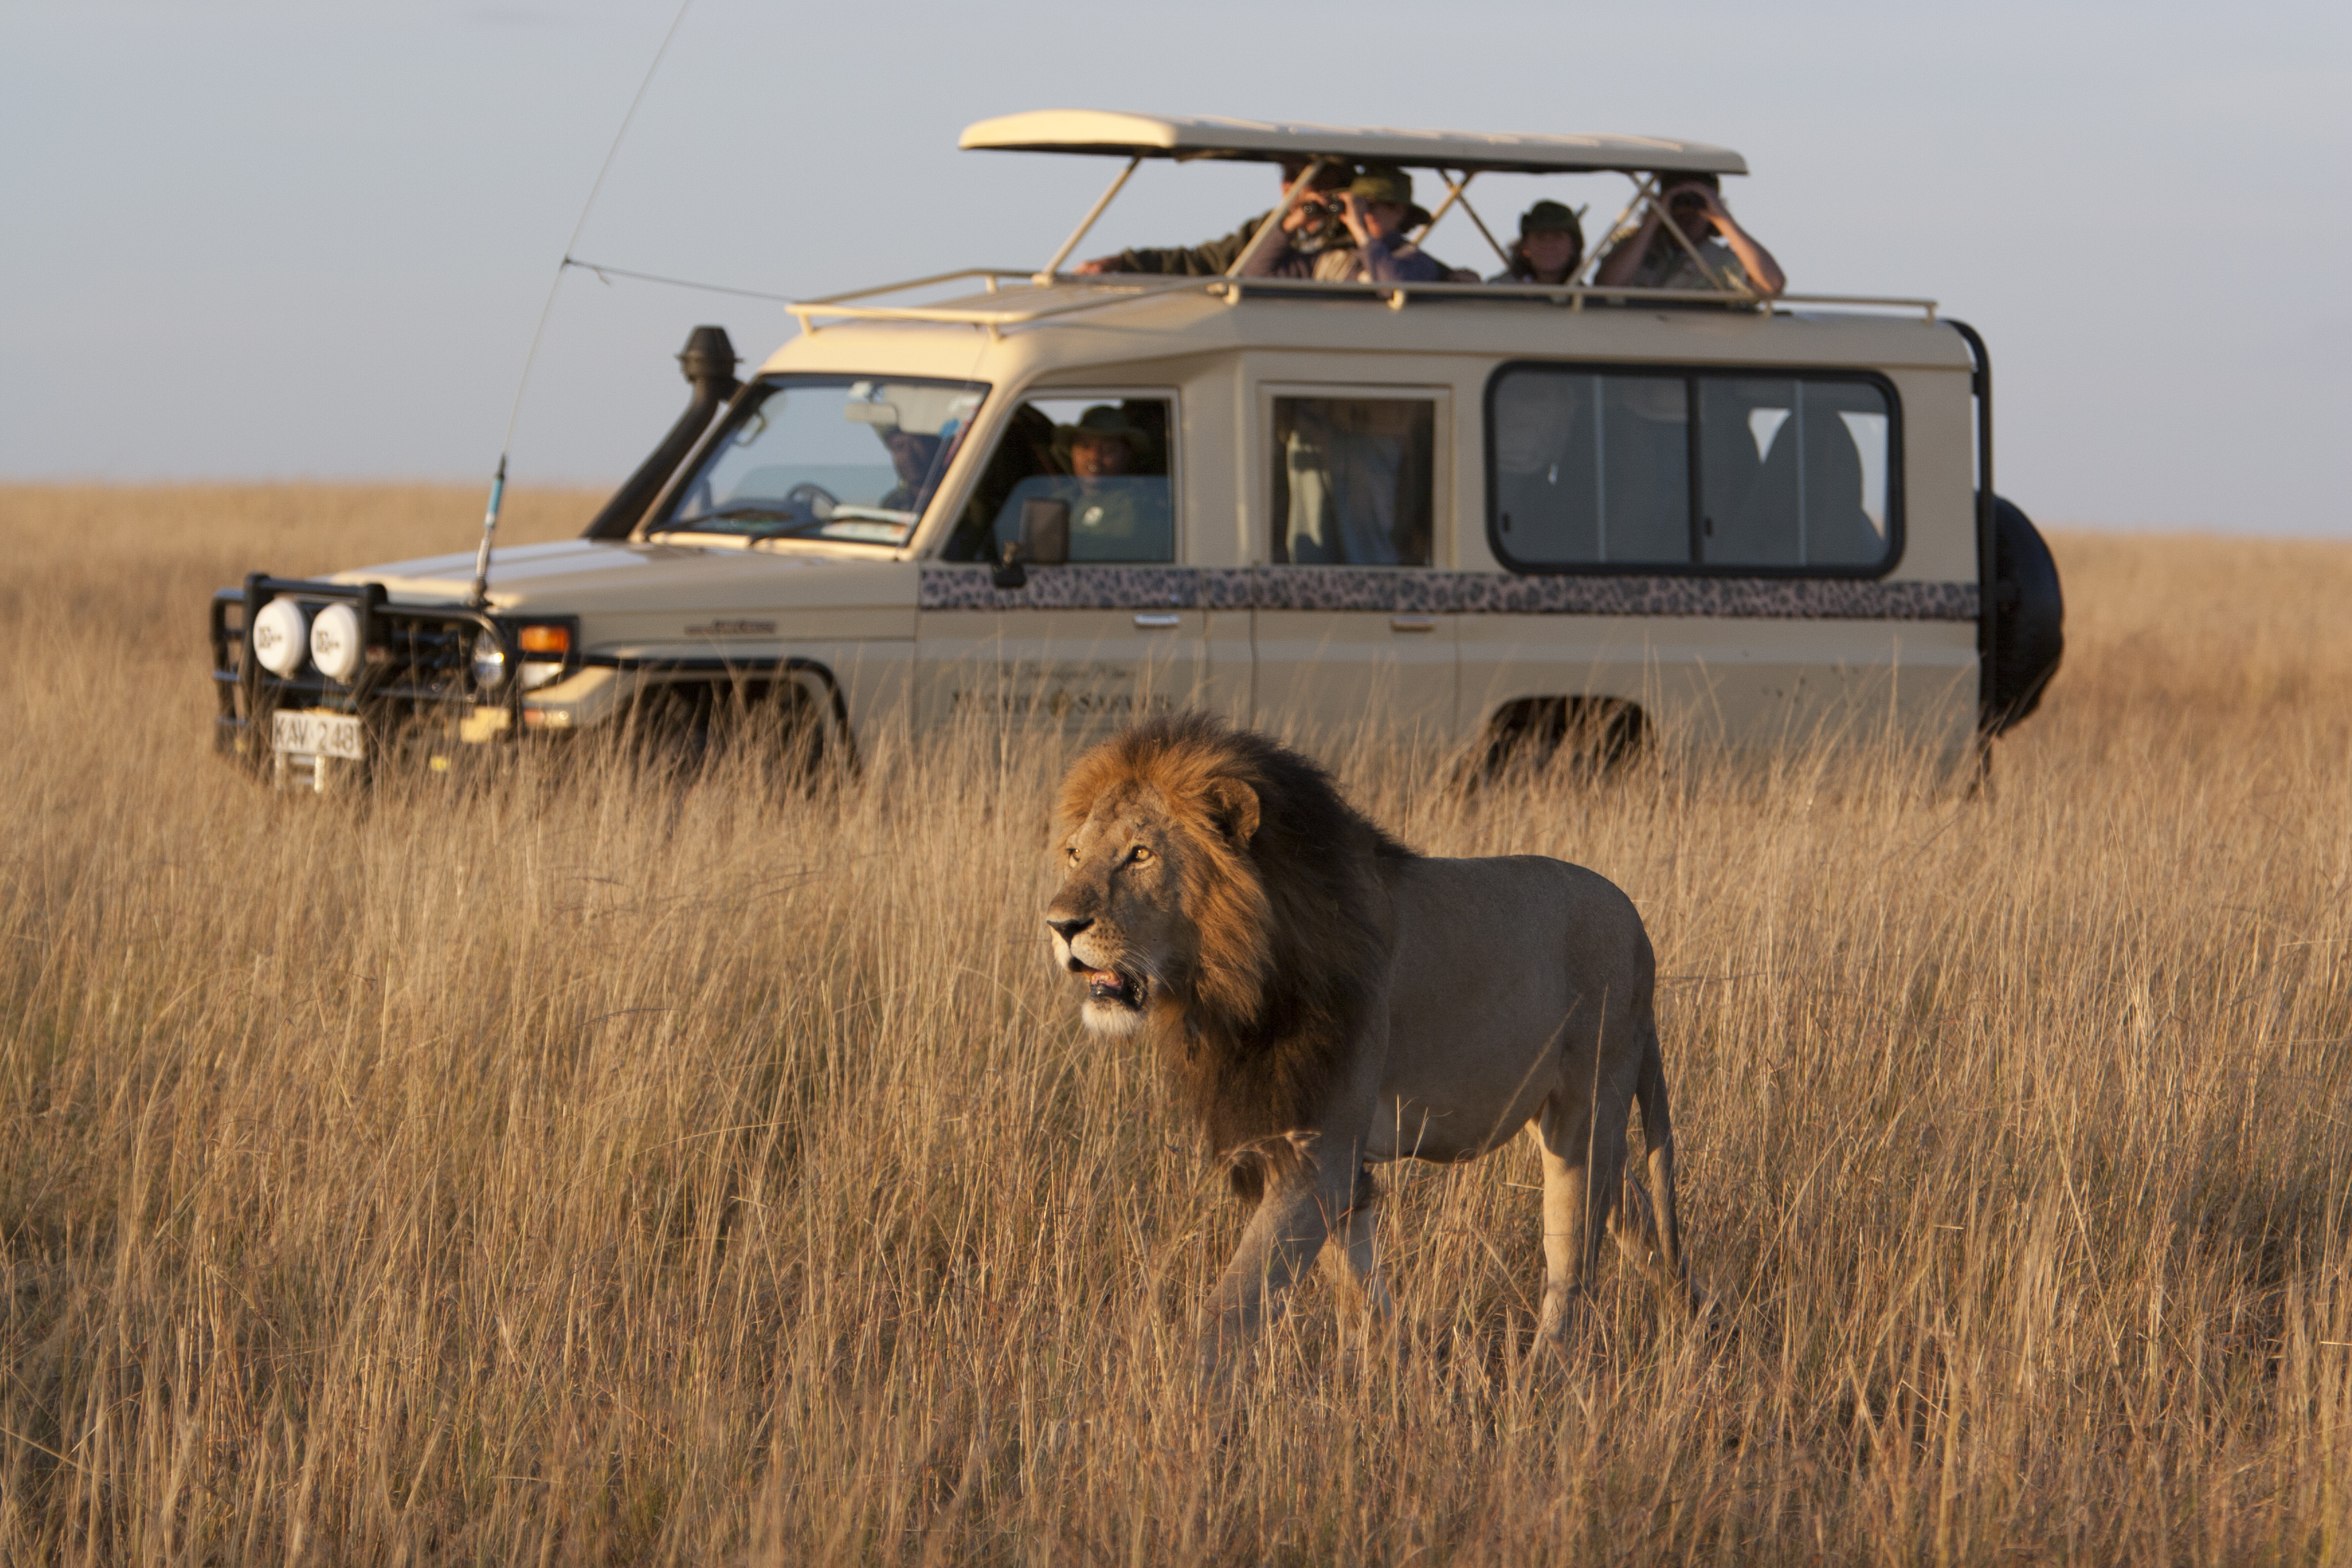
[251,597,309,677]
[309,603,363,683]
[471,629,508,691]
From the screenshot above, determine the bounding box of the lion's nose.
[1046,916,1093,943]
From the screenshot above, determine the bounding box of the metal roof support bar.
[1415,170,1470,238]
[1035,155,1141,284]
[1432,170,1512,270]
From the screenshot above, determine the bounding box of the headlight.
[251,597,309,677]
[309,603,363,683]
[471,629,508,691]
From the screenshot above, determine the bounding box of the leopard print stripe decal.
[920,566,1977,621]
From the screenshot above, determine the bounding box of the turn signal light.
[518,624,571,656]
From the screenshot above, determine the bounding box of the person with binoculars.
[1594,173,1785,297]
[1071,159,1354,277]
[1238,164,1455,283]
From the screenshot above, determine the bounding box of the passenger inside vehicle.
[947,397,1177,563]
[655,376,983,546]
[1071,160,1353,277]
[1593,173,1785,298]
[1490,199,1585,285]
[1488,365,1893,569]
[1271,396,1436,566]
[876,430,943,513]
[1698,379,1887,567]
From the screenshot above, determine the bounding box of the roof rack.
[784,270,1939,337]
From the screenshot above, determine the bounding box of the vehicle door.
[1251,386,1458,747]
[917,391,1208,738]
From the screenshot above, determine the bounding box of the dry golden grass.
[3,484,2350,1564]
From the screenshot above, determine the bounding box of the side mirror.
[992,540,1028,590]
[1021,498,1070,567]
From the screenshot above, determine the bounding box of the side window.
[945,395,1175,563]
[1698,379,1890,568]
[1271,397,1436,566]
[1489,366,1896,573]
[1491,375,1689,566]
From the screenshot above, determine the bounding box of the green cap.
[1519,199,1583,240]
[1347,164,1414,206]
[1344,164,1433,229]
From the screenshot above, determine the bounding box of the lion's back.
[1377,852,1655,1147]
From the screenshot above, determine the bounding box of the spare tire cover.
[1986,494,2064,734]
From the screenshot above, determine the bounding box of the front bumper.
[211,574,534,783]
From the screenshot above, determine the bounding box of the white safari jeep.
[211,111,2063,789]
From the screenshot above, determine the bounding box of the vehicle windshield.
[654,375,989,546]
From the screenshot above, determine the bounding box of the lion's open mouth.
[1079,965,1146,1010]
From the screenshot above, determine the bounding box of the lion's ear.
[1204,778,1261,848]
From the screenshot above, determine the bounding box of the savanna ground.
[3,483,2349,1565]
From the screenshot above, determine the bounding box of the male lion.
[1044,713,1692,1367]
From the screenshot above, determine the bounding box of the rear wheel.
[1472,697,1646,785]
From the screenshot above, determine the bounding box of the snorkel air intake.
[581,324,742,541]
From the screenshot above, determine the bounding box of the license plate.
[272,709,364,761]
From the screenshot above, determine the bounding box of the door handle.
[1389,615,1437,632]
[1132,612,1181,629]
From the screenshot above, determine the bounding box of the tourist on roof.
[1071,160,1353,277]
[1242,166,1453,284]
[1593,173,1785,297]
[1490,199,1585,286]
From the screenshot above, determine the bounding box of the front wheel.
[613,670,850,792]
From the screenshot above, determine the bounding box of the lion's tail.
[1634,1026,1689,1291]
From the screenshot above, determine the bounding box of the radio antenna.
[469,0,698,608]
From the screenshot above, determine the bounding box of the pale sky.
[4,0,2346,536]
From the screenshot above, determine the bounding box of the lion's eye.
[1128,846,1153,866]
[1065,845,1079,863]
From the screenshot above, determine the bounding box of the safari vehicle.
[209,111,2063,789]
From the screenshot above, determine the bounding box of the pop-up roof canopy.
[959,110,1747,177]
[778,109,1933,333]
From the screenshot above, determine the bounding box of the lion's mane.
[1053,714,1415,1195]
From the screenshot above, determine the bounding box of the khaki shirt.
[1627,237,1749,293]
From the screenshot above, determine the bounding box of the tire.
[618,671,845,791]
[1984,495,2065,735]
[1472,697,1646,785]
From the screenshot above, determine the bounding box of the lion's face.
[1044,788,1198,1038]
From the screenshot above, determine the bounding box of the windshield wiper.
[655,504,814,537]
[822,505,920,526]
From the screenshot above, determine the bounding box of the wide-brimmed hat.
[1344,164,1433,229]
[1518,199,1584,243]
[1052,405,1150,455]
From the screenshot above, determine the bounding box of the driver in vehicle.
[1071,158,1353,277]
[1593,172,1785,297]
